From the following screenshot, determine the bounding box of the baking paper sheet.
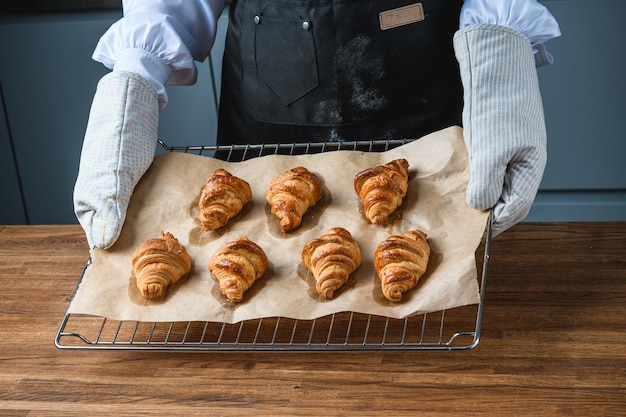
[68,126,489,323]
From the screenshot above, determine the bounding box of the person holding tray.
[73,0,560,249]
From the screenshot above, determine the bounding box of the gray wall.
[1,0,624,225]
[528,0,626,221]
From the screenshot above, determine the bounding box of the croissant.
[374,229,430,302]
[198,169,252,231]
[131,231,192,299]
[354,158,410,225]
[208,236,268,302]
[302,227,362,299]
[266,166,322,232]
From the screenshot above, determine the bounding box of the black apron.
[217,0,463,145]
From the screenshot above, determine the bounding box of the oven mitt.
[453,24,547,236]
[74,71,159,249]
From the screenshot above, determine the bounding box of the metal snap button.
[254,15,261,24]
[302,20,310,31]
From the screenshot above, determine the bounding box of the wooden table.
[1,223,625,416]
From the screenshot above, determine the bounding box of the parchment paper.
[68,126,489,323]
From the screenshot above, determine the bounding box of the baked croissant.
[208,236,268,302]
[374,229,430,302]
[302,227,361,299]
[354,158,410,225]
[131,231,192,299]
[266,166,322,232]
[198,169,252,231]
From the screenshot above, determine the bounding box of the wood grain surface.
[0,223,625,416]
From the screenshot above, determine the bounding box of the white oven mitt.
[454,24,547,236]
[74,71,159,249]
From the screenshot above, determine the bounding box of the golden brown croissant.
[207,236,268,302]
[198,169,252,231]
[131,231,192,299]
[353,158,409,225]
[302,227,362,299]
[266,166,322,232]
[374,229,430,302]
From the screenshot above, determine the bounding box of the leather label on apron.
[379,3,424,31]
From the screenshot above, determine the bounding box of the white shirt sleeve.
[460,0,562,67]
[92,0,226,109]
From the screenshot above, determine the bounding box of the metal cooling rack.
[55,139,491,351]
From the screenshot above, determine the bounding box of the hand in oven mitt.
[454,24,547,236]
[74,71,159,249]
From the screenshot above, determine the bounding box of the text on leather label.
[379,3,425,31]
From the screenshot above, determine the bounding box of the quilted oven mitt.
[74,71,158,249]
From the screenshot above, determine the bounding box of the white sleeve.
[460,0,561,67]
[92,0,226,109]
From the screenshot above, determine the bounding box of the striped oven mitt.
[454,24,547,236]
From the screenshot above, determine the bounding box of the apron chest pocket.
[240,8,321,124]
[254,15,318,106]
